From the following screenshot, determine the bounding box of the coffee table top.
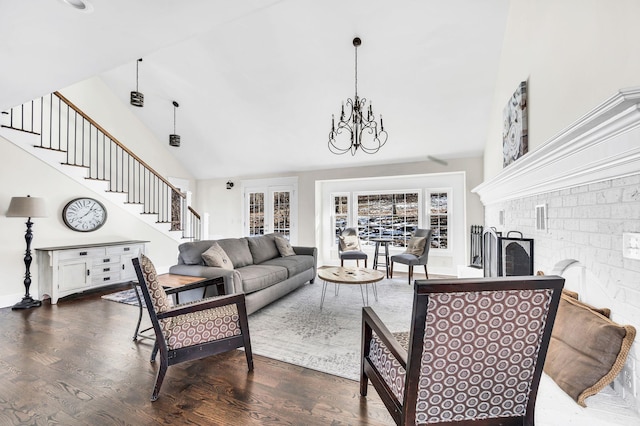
[318,266,385,285]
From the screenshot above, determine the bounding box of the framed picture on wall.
[502,81,528,167]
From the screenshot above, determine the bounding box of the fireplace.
[483,229,534,277]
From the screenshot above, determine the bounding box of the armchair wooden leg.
[424,265,429,279]
[151,359,168,402]
[365,259,368,268]
[408,265,413,285]
[341,259,344,267]
[151,341,159,362]
[390,261,394,278]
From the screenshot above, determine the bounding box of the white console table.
[36,240,148,304]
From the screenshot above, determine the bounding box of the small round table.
[317,266,385,309]
[370,238,393,278]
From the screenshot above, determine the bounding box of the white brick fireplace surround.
[474,88,640,423]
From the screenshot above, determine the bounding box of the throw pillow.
[544,294,636,406]
[274,235,296,257]
[405,236,427,256]
[339,234,360,252]
[201,242,234,270]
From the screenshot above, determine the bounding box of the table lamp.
[6,195,47,310]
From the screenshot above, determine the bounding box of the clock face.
[62,198,107,232]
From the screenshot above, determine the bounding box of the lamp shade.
[6,196,47,218]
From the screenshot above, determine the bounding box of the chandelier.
[329,37,387,155]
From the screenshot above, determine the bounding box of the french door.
[245,184,297,243]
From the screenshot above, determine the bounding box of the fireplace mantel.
[473,87,640,205]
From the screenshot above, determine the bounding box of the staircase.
[1,91,205,241]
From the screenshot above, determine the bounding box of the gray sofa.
[169,234,317,314]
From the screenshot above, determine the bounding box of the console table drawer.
[93,255,121,266]
[106,245,143,256]
[58,247,105,261]
[92,271,121,285]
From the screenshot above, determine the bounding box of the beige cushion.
[339,234,360,251]
[404,236,426,256]
[201,242,234,270]
[274,235,296,257]
[544,294,636,406]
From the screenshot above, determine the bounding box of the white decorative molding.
[473,87,640,205]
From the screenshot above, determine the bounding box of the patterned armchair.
[360,275,564,425]
[132,254,253,401]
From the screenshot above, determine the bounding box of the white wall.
[484,0,640,180]
[0,77,196,307]
[479,0,640,411]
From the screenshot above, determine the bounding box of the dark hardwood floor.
[0,286,394,425]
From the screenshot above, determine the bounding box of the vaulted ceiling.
[1,0,509,179]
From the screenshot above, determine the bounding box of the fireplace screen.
[484,229,534,277]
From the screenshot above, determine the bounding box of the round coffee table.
[317,266,385,309]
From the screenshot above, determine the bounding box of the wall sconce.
[169,101,180,147]
[226,181,234,190]
[130,58,144,107]
[6,195,48,310]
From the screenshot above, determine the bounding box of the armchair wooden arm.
[157,293,247,320]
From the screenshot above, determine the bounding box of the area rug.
[102,287,145,308]
[247,278,414,381]
[101,277,413,381]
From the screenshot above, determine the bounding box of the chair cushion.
[237,264,288,294]
[247,234,280,264]
[201,242,234,270]
[339,234,360,251]
[274,235,296,257]
[139,254,173,313]
[390,253,419,265]
[544,294,636,406]
[405,236,426,256]
[340,250,368,260]
[161,303,241,350]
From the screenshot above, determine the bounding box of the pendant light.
[169,101,180,147]
[130,58,144,107]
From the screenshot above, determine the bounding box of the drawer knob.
[80,251,87,256]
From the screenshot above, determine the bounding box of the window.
[248,192,265,236]
[333,194,349,244]
[428,191,449,250]
[272,191,291,236]
[243,177,298,243]
[356,192,419,247]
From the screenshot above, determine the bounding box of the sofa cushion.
[178,240,216,265]
[217,238,253,268]
[274,235,296,257]
[261,255,315,278]
[201,242,233,270]
[237,264,288,294]
[544,294,636,406]
[247,234,280,264]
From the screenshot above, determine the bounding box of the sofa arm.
[168,264,236,295]
[293,246,318,283]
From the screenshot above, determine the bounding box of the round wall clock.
[62,197,107,232]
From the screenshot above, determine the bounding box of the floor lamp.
[6,195,47,310]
